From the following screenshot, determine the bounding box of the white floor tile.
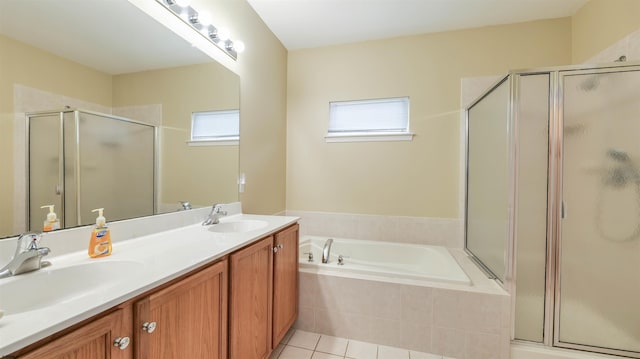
[378,345,410,359]
[410,350,442,359]
[288,330,322,350]
[281,328,296,344]
[279,345,314,359]
[311,352,343,359]
[316,335,349,356]
[269,344,285,359]
[346,340,378,359]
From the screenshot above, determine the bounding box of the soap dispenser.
[40,205,60,232]
[88,208,112,258]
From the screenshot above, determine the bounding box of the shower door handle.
[561,201,567,219]
[55,184,62,195]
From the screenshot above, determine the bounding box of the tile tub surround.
[271,329,454,359]
[285,210,463,248]
[295,255,510,359]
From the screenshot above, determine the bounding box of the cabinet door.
[135,260,228,359]
[19,308,131,359]
[272,224,299,348]
[229,236,274,359]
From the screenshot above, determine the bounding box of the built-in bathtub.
[299,236,471,285]
[295,235,511,358]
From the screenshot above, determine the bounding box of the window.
[189,109,239,146]
[326,97,413,142]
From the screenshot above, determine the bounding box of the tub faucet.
[202,203,228,226]
[322,238,334,263]
[0,232,51,279]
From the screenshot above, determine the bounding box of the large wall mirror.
[0,0,240,239]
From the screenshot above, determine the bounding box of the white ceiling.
[0,0,212,75]
[247,0,590,50]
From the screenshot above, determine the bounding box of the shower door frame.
[548,64,640,358]
[502,61,640,358]
[25,108,159,231]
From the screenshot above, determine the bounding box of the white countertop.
[0,213,298,356]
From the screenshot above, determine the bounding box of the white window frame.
[188,109,240,146]
[325,97,414,143]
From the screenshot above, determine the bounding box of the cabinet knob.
[142,321,157,333]
[113,336,131,350]
[272,244,284,253]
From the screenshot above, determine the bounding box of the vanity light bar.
[156,0,242,60]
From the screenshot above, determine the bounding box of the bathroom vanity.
[0,214,299,359]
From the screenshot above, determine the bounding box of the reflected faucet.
[202,203,228,226]
[322,238,334,264]
[0,232,51,279]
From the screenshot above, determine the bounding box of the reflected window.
[189,109,239,145]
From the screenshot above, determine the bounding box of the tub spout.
[322,238,333,263]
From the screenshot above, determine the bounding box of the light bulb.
[217,27,230,42]
[234,41,245,53]
[198,11,211,26]
[175,0,190,7]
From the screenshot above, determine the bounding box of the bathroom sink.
[208,220,269,233]
[0,260,143,315]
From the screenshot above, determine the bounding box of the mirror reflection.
[0,0,240,239]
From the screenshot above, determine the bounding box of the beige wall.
[113,63,240,209]
[286,18,572,218]
[572,0,640,63]
[0,34,112,238]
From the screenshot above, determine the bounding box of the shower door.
[28,110,156,231]
[557,68,640,357]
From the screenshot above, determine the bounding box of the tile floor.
[270,329,456,359]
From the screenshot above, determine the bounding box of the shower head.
[579,75,600,92]
[607,148,630,163]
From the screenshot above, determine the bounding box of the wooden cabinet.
[272,224,299,347]
[134,260,228,359]
[229,236,274,359]
[229,224,299,359]
[12,223,298,359]
[18,306,132,359]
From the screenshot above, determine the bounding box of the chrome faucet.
[202,203,228,226]
[179,201,192,210]
[0,232,51,279]
[322,238,333,263]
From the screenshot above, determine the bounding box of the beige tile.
[464,332,501,359]
[345,339,377,359]
[401,322,432,353]
[295,305,316,332]
[368,318,404,347]
[316,335,348,356]
[288,330,321,350]
[279,345,314,359]
[433,289,464,329]
[311,353,342,359]
[315,309,373,341]
[409,351,442,359]
[431,327,466,359]
[378,345,410,359]
[401,285,433,324]
[460,292,502,334]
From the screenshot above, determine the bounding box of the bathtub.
[298,236,471,285]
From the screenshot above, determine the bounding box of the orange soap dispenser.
[88,208,112,258]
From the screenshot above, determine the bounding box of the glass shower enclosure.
[465,62,640,358]
[27,109,156,231]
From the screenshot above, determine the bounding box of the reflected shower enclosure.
[27,109,156,231]
[465,62,640,358]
